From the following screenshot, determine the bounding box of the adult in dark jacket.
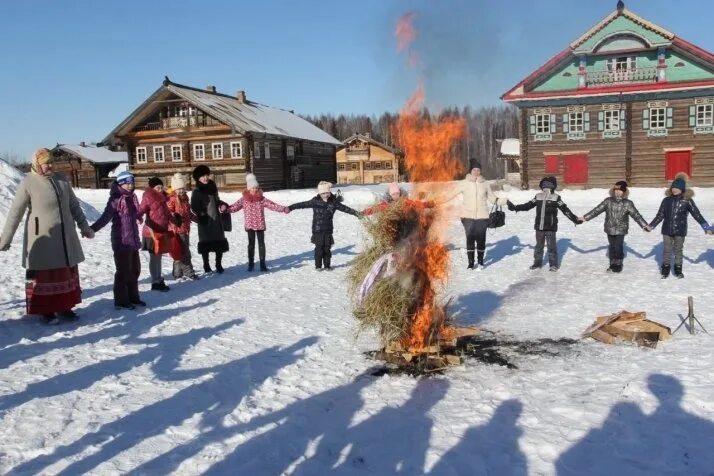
[288,181,361,270]
[91,171,146,310]
[581,181,650,273]
[507,176,579,271]
[190,165,229,273]
[648,173,711,278]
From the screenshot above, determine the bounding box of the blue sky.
[0,0,711,161]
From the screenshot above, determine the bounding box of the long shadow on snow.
[7,336,319,476]
[555,373,714,475]
[0,296,216,370]
[556,238,608,264]
[259,244,357,271]
[0,303,236,412]
[182,376,449,475]
[428,399,527,476]
[484,236,533,266]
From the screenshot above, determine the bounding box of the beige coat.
[456,175,507,220]
[0,172,91,270]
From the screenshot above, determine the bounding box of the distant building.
[497,138,521,186]
[102,78,341,191]
[51,143,127,189]
[336,133,403,185]
[502,2,714,188]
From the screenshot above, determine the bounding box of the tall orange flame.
[395,11,417,52]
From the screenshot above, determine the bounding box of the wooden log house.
[502,2,714,188]
[51,143,127,189]
[335,133,403,185]
[102,78,341,191]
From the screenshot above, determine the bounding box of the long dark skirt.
[25,266,81,315]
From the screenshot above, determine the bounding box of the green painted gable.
[667,51,714,82]
[532,60,579,92]
[574,16,671,54]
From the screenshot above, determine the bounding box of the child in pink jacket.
[227,174,289,271]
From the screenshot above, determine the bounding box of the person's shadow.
[556,373,714,475]
[451,291,502,326]
[557,238,608,264]
[429,399,527,476]
[485,236,532,266]
[293,378,450,475]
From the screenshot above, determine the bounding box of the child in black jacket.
[649,173,711,279]
[507,176,580,272]
[289,181,361,270]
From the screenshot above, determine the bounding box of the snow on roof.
[499,138,520,157]
[340,133,401,154]
[108,163,128,177]
[166,84,342,145]
[57,144,127,164]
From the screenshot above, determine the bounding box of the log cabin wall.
[336,140,399,185]
[52,152,100,188]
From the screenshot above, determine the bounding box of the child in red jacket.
[167,173,199,280]
[227,173,290,271]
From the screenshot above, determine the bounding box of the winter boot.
[606,260,615,273]
[259,259,269,272]
[466,251,475,269]
[549,265,559,272]
[674,265,684,279]
[151,280,170,292]
[202,253,212,273]
[529,262,542,270]
[477,251,485,267]
[58,310,79,321]
[215,253,224,274]
[41,313,61,325]
[660,265,670,279]
[247,259,255,272]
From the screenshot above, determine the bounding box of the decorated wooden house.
[502,2,714,188]
[335,133,403,185]
[51,143,127,189]
[102,78,341,191]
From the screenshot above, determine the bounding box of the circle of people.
[1,151,711,325]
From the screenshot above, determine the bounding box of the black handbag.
[221,212,232,232]
[488,203,506,229]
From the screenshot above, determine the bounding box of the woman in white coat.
[453,159,507,269]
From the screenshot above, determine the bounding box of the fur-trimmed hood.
[609,186,630,199]
[242,188,264,202]
[665,188,695,199]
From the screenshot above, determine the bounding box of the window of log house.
[604,110,620,131]
[194,144,205,161]
[535,114,551,134]
[695,104,713,127]
[254,142,261,159]
[649,108,667,129]
[153,146,165,163]
[230,142,243,159]
[171,145,183,162]
[136,147,147,164]
[568,112,584,133]
[212,143,223,160]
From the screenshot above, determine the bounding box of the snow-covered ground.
[1,180,714,475]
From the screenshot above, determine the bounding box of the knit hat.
[469,159,481,171]
[539,176,557,190]
[148,176,163,188]
[317,181,332,194]
[671,176,686,192]
[388,182,401,196]
[171,173,186,190]
[116,171,134,185]
[192,164,211,181]
[614,180,628,192]
[246,173,259,189]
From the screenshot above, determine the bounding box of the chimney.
[206,85,216,93]
[79,141,86,147]
[236,90,246,103]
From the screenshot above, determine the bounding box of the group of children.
[507,172,713,278]
[92,166,361,309]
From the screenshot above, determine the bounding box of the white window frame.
[604,110,621,131]
[135,146,147,164]
[696,104,713,127]
[230,141,243,159]
[286,145,295,159]
[650,108,667,129]
[535,114,551,134]
[153,146,165,163]
[264,142,271,159]
[212,143,223,160]
[171,145,183,162]
[193,143,205,161]
[254,142,262,159]
[568,112,584,133]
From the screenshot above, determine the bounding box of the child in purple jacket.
[90,171,146,309]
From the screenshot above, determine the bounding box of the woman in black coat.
[190,165,229,273]
[289,181,360,270]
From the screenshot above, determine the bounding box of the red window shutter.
[544,155,559,173]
